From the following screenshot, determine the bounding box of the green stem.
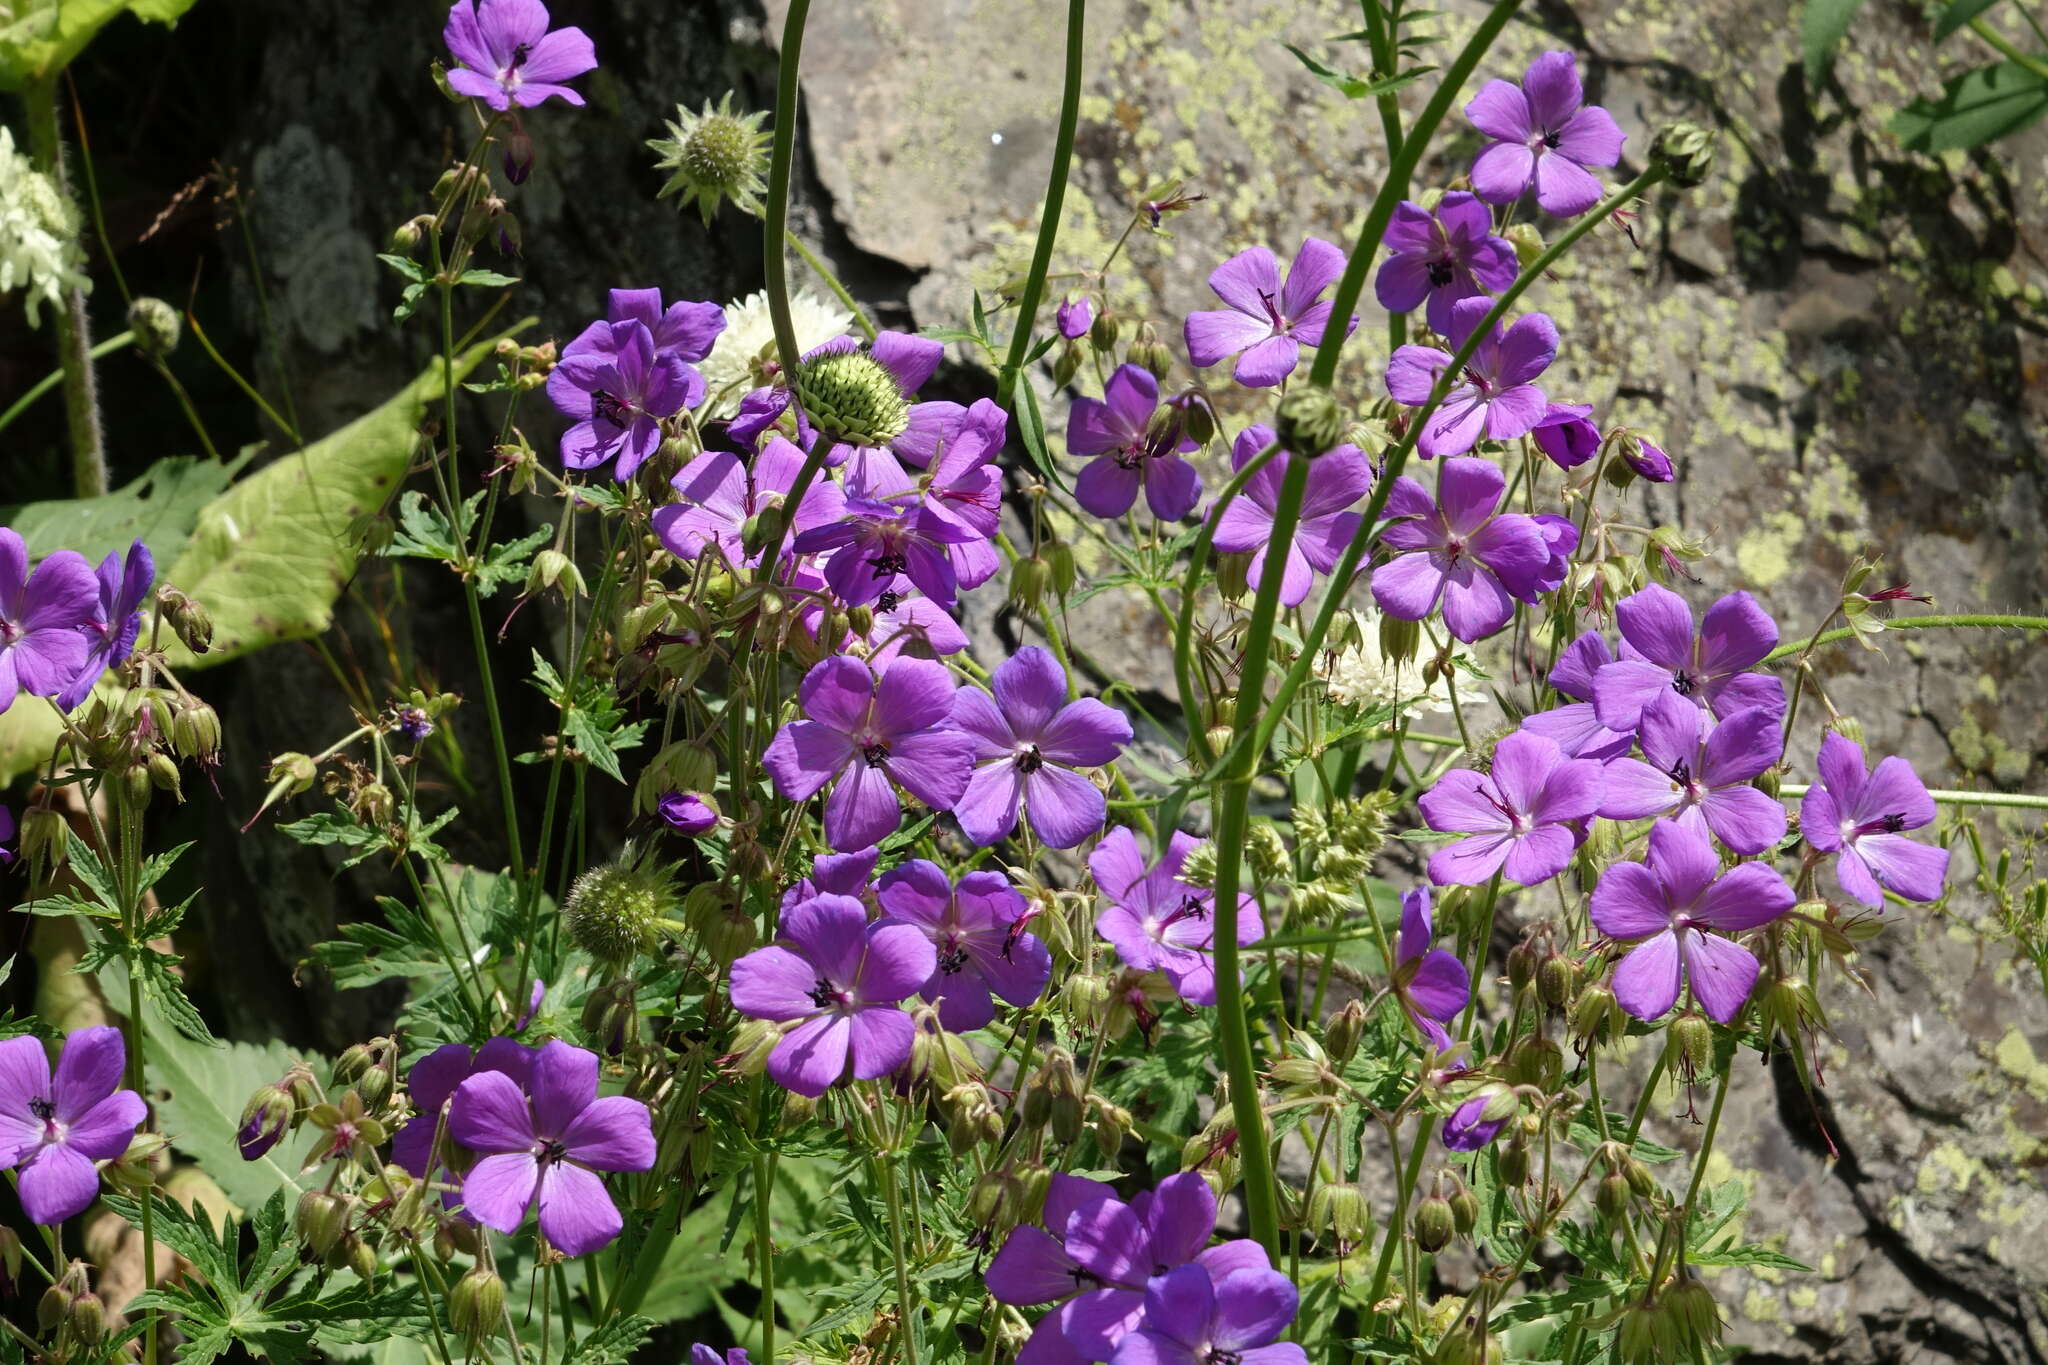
[1170,441,1284,757]
[0,330,132,439]
[465,581,526,889]
[878,1151,919,1365]
[1761,613,2048,662]
[763,0,812,376]
[23,77,106,497]
[995,0,1086,408]
[785,229,876,341]
[1966,16,2048,82]
[1364,1113,1437,1320]
[1680,1062,1734,1212]
[1780,783,2048,809]
[753,1151,779,1362]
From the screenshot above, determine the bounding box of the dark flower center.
[867,551,907,579]
[509,41,533,70]
[1256,287,1287,330]
[538,1137,567,1163]
[1158,894,1209,932]
[593,389,634,427]
[1016,744,1044,774]
[29,1096,54,1121]
[1208,1350,1243,1365]
[1666,759,1693,790]
[808,977,844,1009]
[938,946,969,975]
[1067,1266,1100,1289]
[1479,782,1527,832]
[861,742,891,767]
[876,590,903,612]
[1442,537,1465,565]
[1670,670,1698,696]
[1852,813,1909,837]
[1427,257,1457,288]
[1542,130,1562,150]
[1115,444,1146,470]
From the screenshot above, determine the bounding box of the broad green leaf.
[1892,59,2048,149]
[160,322,529,668]
[1801,0,1869,81]
[0,0,198,91]
[1,452,244,565]
[141,1010,319,1213]
[1934,0,2004,42]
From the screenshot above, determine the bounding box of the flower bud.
[562,845,680,967]
[1650,120,1717,189]
[171,698,222,761]
[1596,1172,1631,1221]
[1087,309,1120,353]
[726,1019,780,1076]
[1616,1299,1662,1364]
[1536,952,1576,1008]
[1053,341,1083,388]
[388,218,423,255]
[1412,1194,1455,1252]
[65,1291,106,1346]
[448,1265,506,1340]
[1128,334,1173,381]
[1010,554,1053,611]
[658,790,720,836]
[1663,1276,1723,1353]
[1091,1102,1131,1161]
[1447,1185,1478,1236]
[21,805,69,878]
[1666,1012,1715,1081]
[1504,222,1545,270]
[1324,998,1366,1064]
[1379,611,1420,666]
[1498,1136,1530,1187]
[1307,1183,1372,1246]
[268,752,318,797]
[128,296,181,358]
[1056,294,1094,341]
[1571,982,1624,1049]
[296,1190,352,1258]
[39,1280,73,1332]
[1506,937,1541,995]
[1275,388,1343,457]
[106,1130,170,1193]
[148,750,184,801]
[525,548,587,600]
[1214,551,1251,602]
[1505,1036,1562,1093]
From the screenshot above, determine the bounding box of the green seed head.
[562,844,678,966]
[793,351,911,447]
[650,93,772,224]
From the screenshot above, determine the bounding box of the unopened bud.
[1596,1172,1631,1221]
[1571,983,1624,1048]
[1053,341,1083,388]
[1412,1194,1455,1252]
[1667,1012,1715,1081]
[1324,998,1366,1064]
[1504,222,1545,270]
[1088,310,1120,353]
[269,752,318,796]
[1307,1183,1372,1245]
[448,1266,506,1340]
[1536,952,1576,1008]
[158,586,214,654]
[22,805,69,877]
[1498,1137,1530,1187]
[1448,1185,1479,1236]
[1010,555,1053,611]
[128,297,181,358]
[1275,388,1343,457]
[1649,120,1717,189]
[65,1291,106,1346]
[296,1190,351,1258]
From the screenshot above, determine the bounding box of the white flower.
[698,288,852,417]
[0,127,89,328]
[1320,610,1455,716]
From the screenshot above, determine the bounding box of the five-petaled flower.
[654,436,846,569]
[950,647,1131,849]
[1590,819,1794,1022]
[1210,427,1372,608]
[1371,457,1560,643]
[729,892,937,1096]
[1800,730,1949,908]
[1385,296,1557,459]
[1521,631,1636,761]
[1067,365,1204,522]
[1597,693,1787,855]
[1392,887,1470,1053]
[1419,730,1603,886]
[1375,193,1519,336]
[545,320,691,479]
[0,529,99,716]
[874,860,1052,1031]
[443,0,597,110]
[0,1027,147,1225]
[1591,583,1785,731]
[762,656,975,851]
[1091,827,1264,1006]
[1110,1265,1308,1365]
[58,540,152,711]
[1465,50,1625,216]
[1184,237,1357,388]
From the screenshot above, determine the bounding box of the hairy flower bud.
[21,805,68,878]
[1596,1172,1631,1221]
[268,752,318,797]
[1649,120,1717,189]
[525,548,587,600]
[1448,1184,1478,1236]
[563,845,680,967]
[1412,1194,1455,1252]
[793,351,911,448]
[296,1190,352,1258]
[1053,340,1083,388]
[1088,309,1120,353]
[239,1085,295,1161]
[448,1265,506,1340]
[1571,982,1625,1049]
[1506,1036,1563,1092]
[1666,1012,1715,1081]
[1324,998,1366,1064]
[64,1291,107,1346]
[1504,222,1545,270]
[1536,952,1576,1008]
[1010,554,1053,611]
[1128,327,1173,381]
[128,296,181,358]
[1275,388,1344,457]
[1498,1136,1530,1187]
[1307,1183,1372,1246]
[1663,1277,1723,1353]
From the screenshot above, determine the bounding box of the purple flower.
[1375,193,1519,336]
[1067,365,1203,522]
[915,397,1007,592]
[658,791,719,836]
[1210,427,1371,607]
[1800,731,1949,907]
[1521,631,1635,761]
[1441,1094,1510,1152]
[779,846,880,916]
[1591,583,1785,731]
[1370,457,1555,642]
[397,706,435,744]
[1111,1266,1307,1365]
[1091,828,1264,1006]
[0,805,12,866]
[56,540,152,712]
[653,436,846,568]
[791,495,977,610]
[442,0,596,110]
[1385,296,1556,459]
[950,647,1131,849]
[0,529,98,715]
[874,860,1052,1031]
[564,288,724,369]
[1184,237,1356,388]
[1057,294,1095,340]
[545,321,691,479]
[729,892,937,1096]
[392,1037,537,1191]
[1591,819,1793,1022]
[1465,51,1625,217]
[762,656,975,851]
[691,1348,750,1365]
[1419,730,1602,886]
[0,1027,146,1225]
[1531,402,1600,469]
[1598,694,1787,855]
[448,1040,653,1255]
[1619,432,1674,482]
[791,569,969,665]
[1393,888,1469,1053]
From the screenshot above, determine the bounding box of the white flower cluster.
[699,287,852,415]
[0,128,89,328]
[1320,609,1455,716]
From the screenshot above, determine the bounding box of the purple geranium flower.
[762,656,975,850]
[1385,296,1556,459]
[779,846,880,916]
[545,321,691,479]
[0,529,98,715]
[1441,1093,1510,1152]
[916,397,1007,592]
[1598,693,1787,855]
[58,539,153,711]
[1800,731,1949,907]
[1376,193,1519,336]
[442,0,597,110]
[1591,819,1793,1022]
[392,1037,537,1189]
[1211,427,1371,607]
[691,1348,750,1365]
[1067,365,1203,522]
[1057,294,1095,340]
[1111,1266,1307,1365]
[0,1026,146,1225]
[1618,432,1674,482]
[448,1040,653,1256]
[1465,51,1625,216]
[1184,237,1356,388]
[729,892,937,1096]
[950,647,1131,849]
[653,436,846,569]
[561,288,723,413]
[658,791,719,835]
[1091,828,1264,1006]
[1371,457,1555,642]
[874,860,1052,1031]
[1591,583,1786,730]
[1419,730,1602,886]
[1531,402,1600,469]
[791,495,977,610]
[1393,888,1469,1053]
[1521,631,1636,761]
[791,568,970,666]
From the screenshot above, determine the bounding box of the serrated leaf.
[1801,0,1870,80]
[1,454,243,568]
[159,325,528,668]
[140,1014,314,1212]
[1892,59,2048,149]
[1934,0,2004,42]
[563,1315,655,1365]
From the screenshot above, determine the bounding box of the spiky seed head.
[649,93,772,224]
[793,350,910,447]
[562,844,679,966]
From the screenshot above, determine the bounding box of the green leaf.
[0,453,243,566]
[375,253,427,284]
[0,0,199,91]
[1934,0,2004,42]
[159,324,529,668]
[141,1015,315,1213]
[1283,43,1432,100]
[1801,0,1869,80]
[1892,60,2048,149]
[563,1316,655,1365]
[457,268,521,288]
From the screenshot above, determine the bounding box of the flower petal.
[1682,930,1760,1023]
[769,1014,852,1097]
[1611,931,1682,1021]
[461,1151,540,1234]
[536,1160,623,1256]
